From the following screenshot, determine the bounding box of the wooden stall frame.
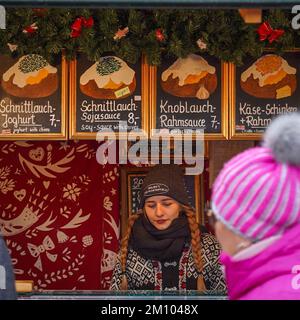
[229,49,300,140]
[69,55,149,140]
[0,54,68,140]
[149,61,229,141]
[120,165,204,238]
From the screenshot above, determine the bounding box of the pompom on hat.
[211,113,300,241]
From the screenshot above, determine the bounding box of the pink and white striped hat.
[211,113,300,241]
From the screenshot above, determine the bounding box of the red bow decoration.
[71,16,94,38]
[32,8,48,17]
[23,22,38,34]
[155,28,165,42]
[257,21,284,44]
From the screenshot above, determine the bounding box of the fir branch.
[0,8,298,66]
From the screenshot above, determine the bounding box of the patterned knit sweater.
[110,232,227,292]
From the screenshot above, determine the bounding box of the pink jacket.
[220,223,300,300]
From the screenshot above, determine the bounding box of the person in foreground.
[110,164,227,292]
[0,234,17,300]
[211,113,300,300]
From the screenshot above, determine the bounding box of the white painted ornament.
[197,38,207,50]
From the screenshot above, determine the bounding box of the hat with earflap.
[211,113,300,241]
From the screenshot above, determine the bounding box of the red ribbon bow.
[23,23,38,34]
[155,28,165,42]
[71,16,94,38]
[257,21,284,44]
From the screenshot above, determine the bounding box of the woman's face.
[214,220,252,256]
[144,195,181,230]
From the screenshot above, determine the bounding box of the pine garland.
[0,8,298,66]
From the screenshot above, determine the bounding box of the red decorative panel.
[0,141,120,290]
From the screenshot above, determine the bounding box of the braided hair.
[181,204,206,291]
[119,206,206,291]
[119,209,142,290]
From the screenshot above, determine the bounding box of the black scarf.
[129,214,190,261]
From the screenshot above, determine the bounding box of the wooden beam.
[239,9,262,24]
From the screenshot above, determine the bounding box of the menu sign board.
[230,51,300,139]
[150,53,228,140]
[0,54,67,140]
[69,54,148,139]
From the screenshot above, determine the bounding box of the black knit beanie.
[139,164,191,209]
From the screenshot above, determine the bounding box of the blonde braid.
[182,204,207,292]
[120,210,142,290]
